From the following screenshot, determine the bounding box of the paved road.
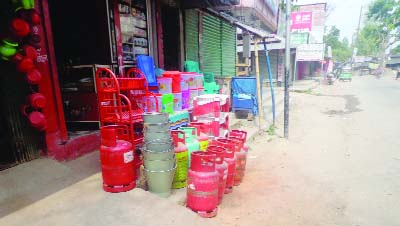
[216,75,400,226]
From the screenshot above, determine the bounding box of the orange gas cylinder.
[100,126,135,193]
[171,130,189,188]
[207,145,228,204]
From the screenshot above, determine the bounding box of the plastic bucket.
[173,92,182,111]
[162,71,181,93]
[189,89,198,109]
[157,77,172,94]
[143,112,169,124]
[142,149,175,161]
[144,122,170,132]
[180,73,189,91]
[145,139,173,152]
[144,157,176,171]
[182,90,190,109]
[161,94,174,114]
[194,74,204,88]
[197,88,204,96]
[145,164,177,198]
[145,130,171,142]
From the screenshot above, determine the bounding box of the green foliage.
[355,0,400,56]
[354,22,382,56]
[368,0,399,31]
[324,26,352,62]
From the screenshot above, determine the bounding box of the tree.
[354,22,381,56]
[354,0,399,57]
[324,26,352,62]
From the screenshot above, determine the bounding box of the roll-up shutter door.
[185,9,199,62]
[201,14,222,77]
[221,22,236,77]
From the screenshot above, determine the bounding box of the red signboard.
[290,11,312,32]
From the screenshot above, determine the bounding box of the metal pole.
[254,38,263,130]
[284,0,291,138]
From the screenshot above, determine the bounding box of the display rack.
[117,0,149,63]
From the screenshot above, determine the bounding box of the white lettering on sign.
[37,55,48,63]
[32,26,39,34]
[124,150,134,163]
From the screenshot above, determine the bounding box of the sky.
[296,0,375,41]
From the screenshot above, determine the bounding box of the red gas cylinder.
[189,122,209,151]
[207,145,228,204]
[228,137,247,186]
[214,138,237,194]
[187,151,219,218]
[229,129,249,152]
[100,126,136,193]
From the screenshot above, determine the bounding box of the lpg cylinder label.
[124,150,134,163]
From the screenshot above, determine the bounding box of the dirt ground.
[213,75,400,226]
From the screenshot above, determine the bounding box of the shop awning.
[205,8,283,42]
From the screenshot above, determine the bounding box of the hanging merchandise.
[22,109,47,131]
[100,126,136,192]
[25,68,42,84]
[12,0,35,11]
[187,151,219,218]
[0,40,18,60]
[27,93,46,109]
[10,18,31,38]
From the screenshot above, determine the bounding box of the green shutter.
[221,22,236,77]
[202,14,222,77]
[185,9,199,62]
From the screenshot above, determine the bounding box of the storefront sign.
[290,11,312,32]
[290,33,309,45]
[296,44,324,61]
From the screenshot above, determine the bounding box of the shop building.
[0,0,241,168]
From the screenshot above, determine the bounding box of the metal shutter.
[185,9,199,62]
[201,14,222,77]
[221,22,236,77]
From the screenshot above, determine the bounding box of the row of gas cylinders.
[99,113,248,217]
[186,132,248,218]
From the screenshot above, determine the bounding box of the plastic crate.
[161,93,174,114]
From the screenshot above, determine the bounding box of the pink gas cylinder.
[189,122,209,151]
[214,138,237,194]
[206,145,228,204]
[187,151,219,218]
[100,126,136,193]
[228,137,247,186]
[171,130,189,189]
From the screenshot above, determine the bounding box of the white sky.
[296,0,375,40]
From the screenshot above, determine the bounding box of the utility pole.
[284,0,291,139]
